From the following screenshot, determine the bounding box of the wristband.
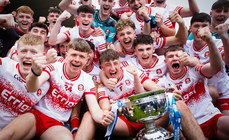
[71,116,79,134]
[144,18,151,23]
[31,68,41,76]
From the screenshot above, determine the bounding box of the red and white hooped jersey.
[34,62,96,122]
[97,67,149,101]
[183,39,229,99]
[0,57,49,129]
[129,6,174,36]
[84,64,101,82]
[122,54,167,83]
[157,65,221,125]
[63,26,106,66]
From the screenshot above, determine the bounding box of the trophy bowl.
[121,89,173,140]
[123,89,167,122]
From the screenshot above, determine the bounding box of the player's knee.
[0,129,14,140]
[82,111,93,121]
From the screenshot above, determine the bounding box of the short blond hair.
[16,6,34,16]
[115,19,135,32]
[17,34,44,52]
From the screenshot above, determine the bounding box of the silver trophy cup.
[121,89,173,140]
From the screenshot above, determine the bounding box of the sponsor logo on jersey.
[78,84,84,91]
[14,74,23,83]
[51,88,77,109]
[1,89,31,113]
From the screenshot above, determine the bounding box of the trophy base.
[136,128,173,140]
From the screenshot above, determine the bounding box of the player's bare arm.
[177,51,200,67]
[180,0,199,18]
[49,10,71,45]
[85,94,114,126]
[215,23,229,66]
[26,53,50,92]
[155,13,175,36]
[199,27,223,78]
[165,11,188,46]
[126,65,145,94]
[59,0,78,15]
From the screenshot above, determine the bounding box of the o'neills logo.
[1,89,30,113]
[78,84,84,91]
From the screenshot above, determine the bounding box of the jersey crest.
[78,84,84,91]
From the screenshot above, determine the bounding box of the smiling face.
[17,42,44,78]
[101,59,121,79]
[135,43,155,67]
[117,26,136,52]
[99,0,115,17]
[164,50,185,78]
[16,12,33,33]
[128,0,145,13]
[65,48,89,77]
[77,12,94,31]
[210,8,229,27]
